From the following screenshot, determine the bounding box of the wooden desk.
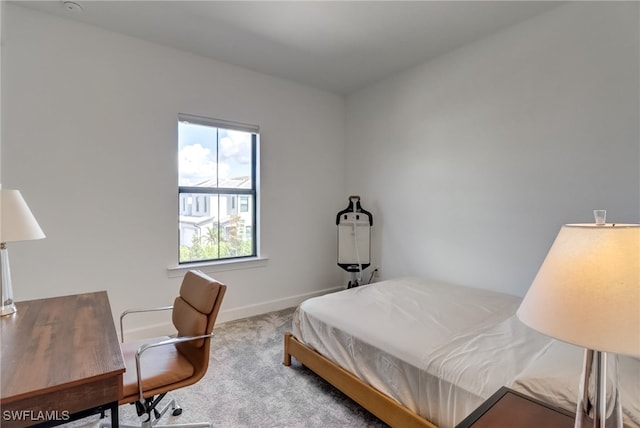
[1,292,126,427]
[456,386,575,428]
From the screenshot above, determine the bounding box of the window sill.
[167,257,269,278]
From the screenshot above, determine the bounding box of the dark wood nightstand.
[456,386,575,428]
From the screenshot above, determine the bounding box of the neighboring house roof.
[179,215,216,227]
[179,216,246,230]
[195,176,252,189]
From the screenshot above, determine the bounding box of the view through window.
[178,114,258,263]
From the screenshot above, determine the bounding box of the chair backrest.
[172,270,226,382]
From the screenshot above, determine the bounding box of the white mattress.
[292,277,640,428]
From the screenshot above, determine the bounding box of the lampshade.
[517,223,640,357]
[1,189,46,243]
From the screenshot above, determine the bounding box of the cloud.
[179,144,217,185]
[219,131,252,165]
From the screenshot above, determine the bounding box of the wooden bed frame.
[283,332,437,428]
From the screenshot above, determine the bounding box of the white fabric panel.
[292,277,640,428]
[419,314,555,426]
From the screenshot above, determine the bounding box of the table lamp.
[1,189,46,316]
[517,211,639,428]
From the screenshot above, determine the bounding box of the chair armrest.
[120,306,173,343]
[134,332,215,402]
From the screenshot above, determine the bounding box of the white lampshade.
[1,189,45,243]
[517,223,640,357]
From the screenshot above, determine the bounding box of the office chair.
[100,270,226,428]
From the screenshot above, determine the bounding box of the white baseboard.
[122,286,343,341]
[215,286,342,324]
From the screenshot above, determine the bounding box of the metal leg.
[347,271,360,289]
[110,402,119,428]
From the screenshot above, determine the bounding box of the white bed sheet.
[292,277,640,428]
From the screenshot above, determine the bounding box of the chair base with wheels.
[100,395,210,428]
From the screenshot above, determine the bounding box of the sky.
[178,121,253,187]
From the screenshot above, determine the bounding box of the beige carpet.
[62,307,387,428]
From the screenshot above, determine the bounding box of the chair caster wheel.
[172,408,182,416]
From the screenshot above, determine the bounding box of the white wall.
[346,2,640,296]
[1,4,346,332]
[0,0,3,192]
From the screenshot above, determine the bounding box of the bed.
[283,277,640,428]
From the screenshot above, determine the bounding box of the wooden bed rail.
[283,332,437,428]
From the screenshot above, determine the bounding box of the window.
[239,196,249,213]
[178,114,258,264]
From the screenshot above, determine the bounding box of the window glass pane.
[218,193,254,259]
[178,121,218,187]
[179,193,254,263]
[218,129,253,189]
[179,193,218,263]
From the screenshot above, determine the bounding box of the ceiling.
[13,1,562,95]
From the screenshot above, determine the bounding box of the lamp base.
[0,302,16,316]
[0,244,17,317]
[575,349,622,428]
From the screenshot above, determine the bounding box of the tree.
[203,225,220,247]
